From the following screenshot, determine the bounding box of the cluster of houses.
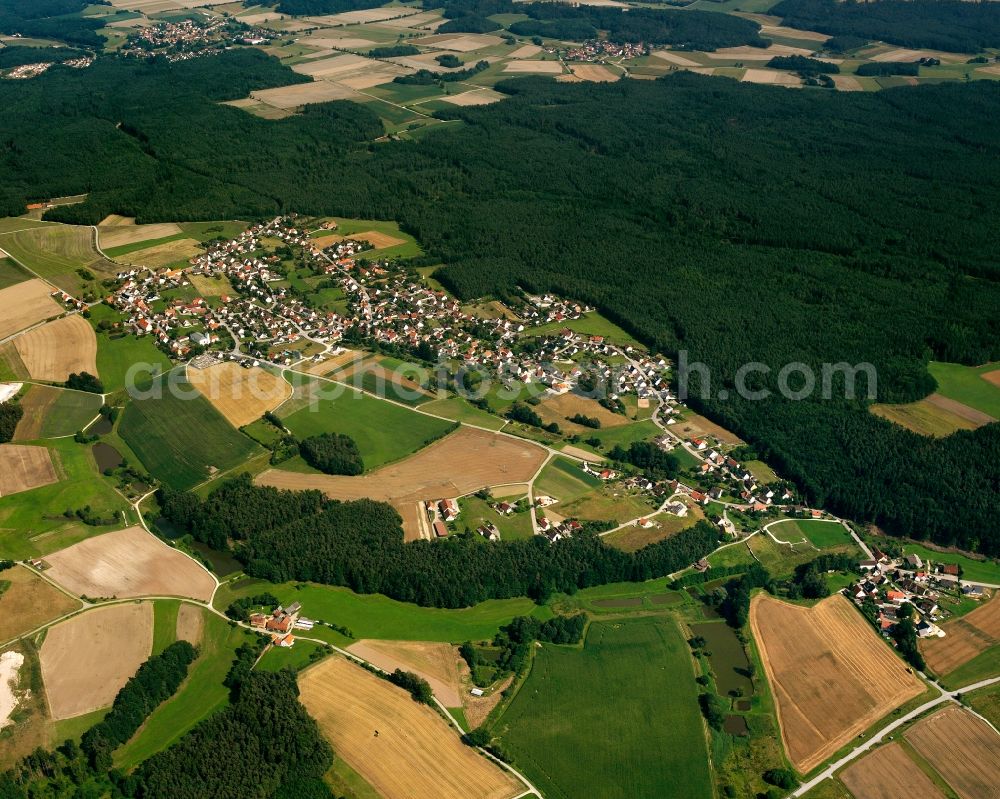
[3,54,92,80]
[852,549,992,639]
[249,601,314,647]
[537,515,583,543]
[121,18,275,62]
[562,40,647,62]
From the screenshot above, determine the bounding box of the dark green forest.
[0,0,106,48]
[772,0,1000,53]
[159,477,723,606]
[1,50,999,552]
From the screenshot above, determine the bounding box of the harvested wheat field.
[570,64,619,82]
[921,594,1000,676]
[300,657,521,799]
[0,279,62,340]
[348,640,463,706]
[905,706,1000,799]
[188,361,291,428]
[0,444,58,497]
[503,60,563,74]
[414,33,503,52]
[831,75,864,91]
[840,742,946,799]
[175,603,204,645]
[43,526,215,602]
[538,391,630,430]
[250,81,358,109]
[707,44,813,60]
[983,368,1000,387]
[750,593,924,773]
[111,238,201,268]
[13,314,97,382]
[508,44,542,59]
[741,69,802,86]
[650,50,701,67]
[673,410,745,445]
[925,393,995,426]
[258,427,547,538]
[98,222,181,250]
[442,89,505,106]
[0,567,80,643]
[39,603,152,719]
[871,398,979,437]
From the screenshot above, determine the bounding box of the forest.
[771,0,1000,53]
[160,476,723,607]
[2,50,999,552]
[0,0,106,48]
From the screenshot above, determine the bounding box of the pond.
[649,592,684,606]
[87,416,113,435]
[723,715,749,736]
[691,621,754,699]
[92,442,124,473]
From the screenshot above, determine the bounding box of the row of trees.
[159,476,723,608]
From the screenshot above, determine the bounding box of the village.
[119,17,276,61]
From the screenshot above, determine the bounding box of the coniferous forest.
[1,50,999,552]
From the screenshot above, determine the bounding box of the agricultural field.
[0,566,80,644]
[768,519,853,549]
[870,397,984,437]
[536,391,631,432]
[215,578,546,643]
[97,220,183,251]
[533,456,602,504]
[346,639,464,707]
[839,742,946,799]
[277,383,454,470]
[299,656,522,799]
[927,361,1000,420]
[0,257,28,290]
[0,437,130,559]
[920,593,1000,680]
[119,373,261,490]
[258,426,546,539]
[496,616,711,799]
[749,593,925,773]
[905,706,1000,799]
[0,279,63,340]
[42,526,216,602]
[420,396,507,430]
[13,314,98,383]
[13,385,102,440]
[0,444,58,498]
[552,483,656,526]
[187,361,291,428]
[94,327,173,393]
[0,224,115,295]
[113,607,256,768]
[39,602,152,720]
[602,500,700,552]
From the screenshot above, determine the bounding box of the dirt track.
[750,593,924,773]
[299,657,521,799]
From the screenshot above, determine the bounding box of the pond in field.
[87,416,113,435]
[723,715,749,736]
[650,592,683,606]
[92,442,123,472]
[691,621,754,698]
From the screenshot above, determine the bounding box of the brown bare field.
[97,222,181,250]
[871,398,979,437]
[921,594,1000,676]
[750,593,925,773]
[379,11,442,28]
[758,24,830,42]
[650,50,701,67]
[983,368,1000,387]
[840,742,946,799]
[673,410,745,445]
[442,90,505,106]
[707,44,813,59]
[0,567,80,643]
[258,427,547,540]
[306,348,359,375]
[39,603,153,720]
[316,229,407,249]
[830,75,863,91]
[175,603,204,646]
[293,53,373,78]
[43,526,215,602]
[905,706,1000,799]
[560,444,604,463]
[0,445,57,497]
[503,60,563,74]
[508,44,542,59]
[870,47,966,64]
[415,33,504,52]
[925,393,996,425]
[188,362,291,428]
[13,384,59,440]
[13,314,97,382]
[347,640,463,706]
[741,69,803,86]
[570,64,620,82]
[299,657,521,799]
[0,279,62,340]
[538,392,630,431]
[110,238,201,268]
[249,81,358,109]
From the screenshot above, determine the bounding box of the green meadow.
[17,385,102,439]
[928,361,1000,419]
[215,579,548,643]
[900,542,1000,585]
[526,310,645,349]
[419,396,507,430]
[534,456,602,503]
[496,616,712,799]
[769,519,854,549]
[118,373,261,490]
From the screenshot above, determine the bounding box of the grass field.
[897,542,1000,585]
[318,217,422,260]
[0,257,28,289]
[458,495,534,541]
[749,532,861,579]
[769,519,853,549]
[119,373,261,490]
[420,396,507,430]
[95,330,173,393]
[152,599,180,655]
[496,616,711,799]
[928,361,1000,419]
[526,310,644,348]
[215,579,548,643]
[533,456,602,503]
[0,566,80,644]
[870,399,978,437]
[582,419,661,451]
[14,385,102,440]
[966,682,1000,728]
[257,638,326,673]
[278,385,453,470]
[0,224,114,295]
[114,607,256,768]
[0,437,130,559]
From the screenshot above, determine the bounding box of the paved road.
[790,674,1000,796]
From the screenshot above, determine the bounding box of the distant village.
[120,18,276,62]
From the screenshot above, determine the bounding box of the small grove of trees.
[766,55,839,75]
[699,692,727,730]
[369,45,419,58]
[568,413,601,429]
[80,640,197,769]
[225,592,280,621]
[0,403,23,443]
[65,372,104,394]
[856,61,919,77]
[505,402,560,434]
[299,432,363,475]
[387,669,434,704]
[609,440,679,479]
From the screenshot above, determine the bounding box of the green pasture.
[0,257,29,289]
[17,385,102,439]
[534,456,602,503]
[928,361,1000,419]
[526,310,645,349]
[95,330,174,393]
[899,542,1000,585]
[420,396,507,430]
[496,616,712,799]
[0,224,113,294]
